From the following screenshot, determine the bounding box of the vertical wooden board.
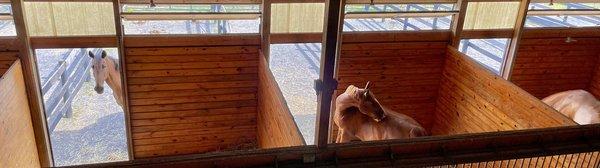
[257,53,305,148]
[124,36,261,158]
[432,47,576,136]
[510,32,600,99]
[0,60,41,168]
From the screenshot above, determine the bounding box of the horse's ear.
[88,51,94,58]
[101,50,107,58]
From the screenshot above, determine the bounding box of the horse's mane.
[344,85,360,98]
[105,56,120,71]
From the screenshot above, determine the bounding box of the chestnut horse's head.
[353,81,386,122]
[89,50,109,94]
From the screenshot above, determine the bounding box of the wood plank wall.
[432,47,576,135]
[0,38,19,76]
[257,53,305,148]
[124,35,261,158]
[331,32,451,141]
[511,29,600,99]
[0,60,41,168]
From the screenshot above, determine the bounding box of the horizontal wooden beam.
[345,11,457,19]
[66,124,600,167]
[521,27,600,38]
[270,33,322,44]
[342,30,451,43]
[461,29,514,39]
[22,0,113,2]
[528,9,600,16]
[0,37,19,51]
[120,0,260,4]
[0,14,12,20]
[29,36,118,49]
[467,0,519,2]
[121,12,261,20]
[123,34,261,47]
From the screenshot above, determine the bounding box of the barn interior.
[0,0,600,167]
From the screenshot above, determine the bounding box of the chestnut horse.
[333,82,428,143]
[89,50,124,107]
[542,89,600,125]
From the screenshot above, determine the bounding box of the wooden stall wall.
[510,28,600,99]
[124,35,261,158]
[332,31,451,141]
[0,61,41,168]
[432,47,576,135]
[257,53,305,148]
[0,38,19,76]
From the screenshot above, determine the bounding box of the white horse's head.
[89,50,109,94]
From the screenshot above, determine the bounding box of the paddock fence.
[42,48,99,132]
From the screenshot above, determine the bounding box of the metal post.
[315,0,344,148]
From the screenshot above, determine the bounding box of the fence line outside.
[42,48,97,132]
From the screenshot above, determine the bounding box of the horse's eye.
[102,65,106,69]
[92,65,95,69]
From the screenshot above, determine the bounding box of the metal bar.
[346,0,457,4]
[528,9,600,16]
[315,0,344,147]
[120,0,261,4]
[344,11,458,19]
[121,12,261,20]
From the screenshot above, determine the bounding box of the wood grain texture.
[511,30,600,98]
[125,36,261,158]
[0,51,19,76]
[0,60,41,168]
[257,53,305,148]
[331,32,451,142]
[432,47,576,135]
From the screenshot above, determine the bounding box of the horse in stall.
[89,50,124,107]
[333,82,428,143]
[542,89,600,125]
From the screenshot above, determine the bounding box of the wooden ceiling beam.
[29,36,118,49]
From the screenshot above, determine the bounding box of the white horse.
[89,50,124,107]
[542,89,600,125]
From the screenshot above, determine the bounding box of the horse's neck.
[104,58,121,91]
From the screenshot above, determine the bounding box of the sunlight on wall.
[24,2,115,36]
[463,2,520,29]
[271,3,325,33]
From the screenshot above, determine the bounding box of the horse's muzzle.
[95,86,104,94]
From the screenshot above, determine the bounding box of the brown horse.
[333,82,428,143]
[542,89,600,125]
[89,50,124,107]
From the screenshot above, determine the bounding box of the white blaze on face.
[89,50,108,94]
